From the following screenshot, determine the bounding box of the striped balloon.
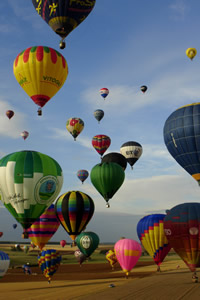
[106,250,118,269]
[27,204,60,250]
[0,150,63,229]
[99,88,109,99]
[92,134,111,157]
[55,191,95,241]
[0,251,10,279]
[38,249,61,282]
[77,169,89,184]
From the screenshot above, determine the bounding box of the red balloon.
[92,135,111,157]
[60,240,67,248]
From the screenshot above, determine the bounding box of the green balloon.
[0,150,63,229]
[76,231,99,257]
[90,162,125,207]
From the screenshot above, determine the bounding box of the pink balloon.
[60,240,67,247]
[114,239,142,277]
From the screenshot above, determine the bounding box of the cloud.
[169,0,189,20]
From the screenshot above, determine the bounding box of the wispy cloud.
[169,0,189,20]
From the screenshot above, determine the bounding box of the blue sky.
[1,0,200,243]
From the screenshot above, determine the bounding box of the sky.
[1,0,200,244]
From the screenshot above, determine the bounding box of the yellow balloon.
[66,118,84,141]
[186,47,197,60]
[13,46,68,115]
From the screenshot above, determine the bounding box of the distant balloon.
[102,152,127,170]
[21,131,29,140]
[120,141,143,169]
[0,150,63,230]
[55,191,95,242]
[140,85,147,93]
[114,239,142,278]
[0,251,10,279]
[106,250,118,270]
[13,46,68,115]
[76,231,99,257]
[137,214,171,271]
[32,0,96,49]
[0,232,3,238]
[6,110,14,119]
[60,240,67,248]
[92,135,111,157]
[66,117,84,140]
[90,162,125,207]
[13,224,17,229]
[38,249,61,283]
[163,103,200,185]
[74,250,87,265]
[27,204,60,250]
[186,48,197,60]
[99,88,109,99]
[94,109,104,123]
[77,170,89,184]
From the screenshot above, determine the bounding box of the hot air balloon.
[137,214,171,271]
[0,232,3,238]
[114,239,142,278]
[186,48,197,60]
[76,231,99,257]
[13,46,68,115]
[74,250,87,265]
[21,131,29,140]
[102,152,127,170]
[0,251,10,279]
[120,141,143,169]
[32,0,96,49]
[38,249,62,283]
[94,109,104,123]
[140,85,147,93]
[27,204,60,250]
[90,162,125,207]
[0,150,63,232]
[66,117,84,141]
[77,170,89,184]
[55,191,95,242]
[164,203,200,280]
[163,103,200,185]
[6,110,14,119]
[60,240,67,248]
[99,88,109,99]
[106,250,118,270]
[13,224,17,229]
[92,135,111,158]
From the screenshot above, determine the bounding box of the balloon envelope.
[13,46,68,114]
[66,117,84,140]
[186,48,197,60]
[0,150,63,229]
[164,203,200,272]
[137,214,171,266]
[27,204,60,250]
[77,170,89,184]
[99,88,109,99]
[21,131,29,140]
[102,152,127,170]
[74,250,87,265]
[92,135,111,157]
[140,85,147,93]
[38,249,61,282]
[76,231,99,257]
[0,232,3,238]
[94,109,104,123]
[114,239,142,277]
[6,110,14,119]
[60,240,67,248]
[106,250,118,269]
[55,191,95,241]
[0,251,10,279]
[163,103,200,185]
[120,141,143,169]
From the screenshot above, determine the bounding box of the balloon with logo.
[55,191,95,242]
[137,214,171,271]
[13,46,68,115]
[186,48,197,60]
[21,131,29,140]
[114,239,142,278]
[0,150,63,232]
[77,170,89,184]
[76,231,99,257]
[163,103,200,186]
[32,0,96,49]
[92,135,111,158]
[90,162,125,207]
[66,117,84,141]
[60,240,67,248]
[164,202,200,277]
[38,249,62,283]
[102,152,127,170]
[74,249,87,265]
[106,250,118,270]
[0,251,10,279]
[120,141,143,169]
[99,88,109,99]
[94,109,104,123]
[6,110,14,119]
[27,204,60,250]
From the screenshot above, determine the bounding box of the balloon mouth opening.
[31,95,50,107]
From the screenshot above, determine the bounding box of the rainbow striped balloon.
[28,204,60,250]
[38,249,61,282]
